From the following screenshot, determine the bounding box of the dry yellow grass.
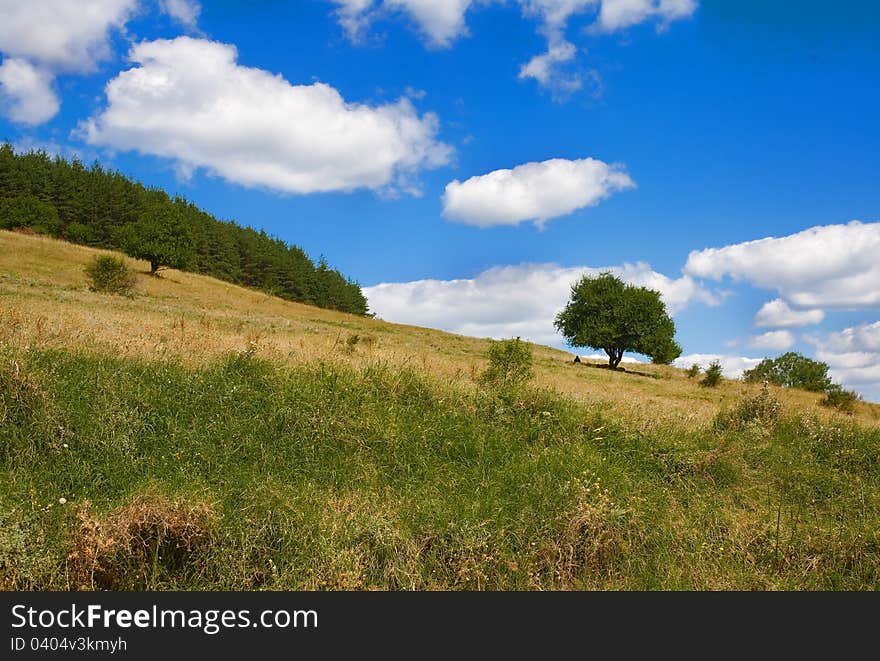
[2,229,878,428]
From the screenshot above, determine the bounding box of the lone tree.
[118,204,194,275]
[554,272,681,369]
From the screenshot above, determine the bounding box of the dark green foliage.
[84,255,137,295]
[480,337,534,390]
[821,386,860,415]
[686,363,701,378]
[0,143,368,315]
[701,360,723,388]
[554,272,681,368]
[0,195,60,235]
[117,204,194,274]
[743,352,832,393]
[651,338,683,365]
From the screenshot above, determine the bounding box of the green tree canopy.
[742,352,832,392]
[554,272,681,369]
[0,194,60,235]
[118,204,194,274]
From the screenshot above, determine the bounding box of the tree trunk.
[150,259,160,275]
[605,347,623,369]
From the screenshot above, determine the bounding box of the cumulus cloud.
[442,157,634,228]
[753,299,824,329]
[0,58,60,125]
[807,321,880,402]
[81,37,452,195]
[0,0,136,72]
[591,0,698,33]
[817,321,880,354]
[672,354,763,380]
[159,0,201,29]
[332,0,473,47]
[747,330,795,352]
[0,0,137,124]
[685,221,880,310]
[364,261,718,346]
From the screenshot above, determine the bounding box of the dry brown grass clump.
[68,495,215,590]
[536,486,630,589]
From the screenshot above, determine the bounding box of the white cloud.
[747,330,795,352]
[516,1,594,92]
[592,0,698,33]
[753,298,824,329]
[81,37,452,195]
[365,261,718,346]
[442,157,634,228]
[807,321,880,402]
[817,321,880,354]
[332,0,473,47]
[0,58,59,125]
[518,39,584,95]
[0,0,137,124]
[685,221,880,310]
[159,0,201,29]
[330,1,696,92]
[672,354,763,380]
[0,0,136,73]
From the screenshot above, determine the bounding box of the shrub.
[715,382,782,431]
[84,255,137,296]
[343,333,375,354]
[821,386,860,415]
[480,337,534,390]
[700,360,723,388]
[686,364,701,379]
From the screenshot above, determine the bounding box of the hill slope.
[3,231,877,427]
[2,231,879,590]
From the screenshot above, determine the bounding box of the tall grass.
[1,347,878,590]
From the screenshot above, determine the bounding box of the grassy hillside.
[4,231,877,428]
[2,230,879,590]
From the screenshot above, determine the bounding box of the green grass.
[2,347,878,590]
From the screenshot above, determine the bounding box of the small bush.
[715,382,782,431]
[343,333,375,354]
[85,255,137,295]
[686,364,701,379]
[480,337,533,390]
[821,386,860,415]
[700,360,723,388]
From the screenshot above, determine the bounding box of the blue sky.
[1,0,879,400]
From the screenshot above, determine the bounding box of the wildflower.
[58,497,67,505]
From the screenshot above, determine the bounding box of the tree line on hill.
[0,144,369,315]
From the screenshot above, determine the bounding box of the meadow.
[2,230,879,590]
